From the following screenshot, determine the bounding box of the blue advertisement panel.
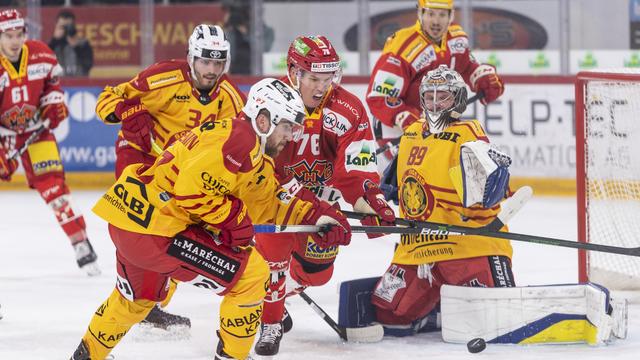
[56,86,119,172]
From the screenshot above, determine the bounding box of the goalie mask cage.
[576,69,640,290]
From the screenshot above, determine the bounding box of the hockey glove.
[114,98,155,153]
[302,201,351,248]
[214,196,255,248]
[40,103,68,130]
[470,64,504,105]
[355,184,396,238]
[0,146,18,182]
[394,109,421,130]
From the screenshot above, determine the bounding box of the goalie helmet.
[187,24,230,74]
[419,65,467,134]
[243,78,305,143]
[0,9,25,33]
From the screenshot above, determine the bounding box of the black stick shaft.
[344,211,640,257]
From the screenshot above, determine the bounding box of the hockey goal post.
[576,69,640,290]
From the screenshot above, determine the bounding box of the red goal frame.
[575,70,640,283]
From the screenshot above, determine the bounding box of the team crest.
[400,169,434,218]
[285,160,333,186]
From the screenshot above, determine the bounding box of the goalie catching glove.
[114,98,156,153]
[302,200,352,248]
[0,146,18,181]
[354,184,396,238]
[450,140,511,208]
[470,64,504,105]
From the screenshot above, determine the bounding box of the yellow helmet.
[418,0,454,10]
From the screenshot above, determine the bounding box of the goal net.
[576,69,640,290]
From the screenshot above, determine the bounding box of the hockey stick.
[298,291,384,343]
[375,91,484,155]
[5,120,51,161]
[341,188,640,257]
[255,186,532,235]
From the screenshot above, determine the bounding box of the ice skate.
[73,239,100,276]
[254,322,283,357]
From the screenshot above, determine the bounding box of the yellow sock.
[81,288,155,359]
[218,248,269,359]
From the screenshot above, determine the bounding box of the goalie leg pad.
[440,283,628,345]
[338,276,441,337]
[371,263,441,326]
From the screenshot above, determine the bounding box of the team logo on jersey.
[373,264,406,303]
[448,37,469,54]
[411,46,436,72]
[285,160,333,186]
[322,111,350,136]
[345,140,377,173]
[400,169,434,218]
[0,104,38,132]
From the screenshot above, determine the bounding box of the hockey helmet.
[418,0,454,10]
[287,35,341,74]
[419,65,467,134]
[243,78,306,143]
[0,9,25,33]
[187,24,230,74]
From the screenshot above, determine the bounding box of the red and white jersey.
[0,40,64,134]
[366,22,481,127]
[274,78,379,206]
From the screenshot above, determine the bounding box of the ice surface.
[0,191,637,359]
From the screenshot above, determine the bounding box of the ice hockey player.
[366,0,504,160]
[70,78,351,360]
[94,24,246,330]
[339,66,627,345]
[252,35,395,357]
[0,9,99,276]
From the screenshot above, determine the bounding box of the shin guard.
[82,288,155,359]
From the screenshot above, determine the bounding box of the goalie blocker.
[338,278,627,345]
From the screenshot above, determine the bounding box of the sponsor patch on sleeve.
[344,139,378,173]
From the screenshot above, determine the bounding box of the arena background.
[2,0,639,196]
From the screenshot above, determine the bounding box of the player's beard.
[195,72,218,92]
[265,138,287,158]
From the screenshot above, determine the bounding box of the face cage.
[420,87,458,133]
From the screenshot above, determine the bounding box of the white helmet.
[419,65,467,134]
[243,78,306,144]
[187,24,230,75]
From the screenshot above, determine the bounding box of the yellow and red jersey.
[93,115,313,237]
[0,40,65,134]
[95,59,246,154]
[274,77,380,206]
[366,22,481,127]
[393,119,512,265]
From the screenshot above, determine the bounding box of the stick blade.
[498,185,533,224]
[344,324,384,343]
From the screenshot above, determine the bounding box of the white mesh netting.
[582,71,640,290]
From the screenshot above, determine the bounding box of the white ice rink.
[0,190,638,359]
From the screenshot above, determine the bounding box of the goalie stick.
[298,291,384,343]
[375,91,484,155]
